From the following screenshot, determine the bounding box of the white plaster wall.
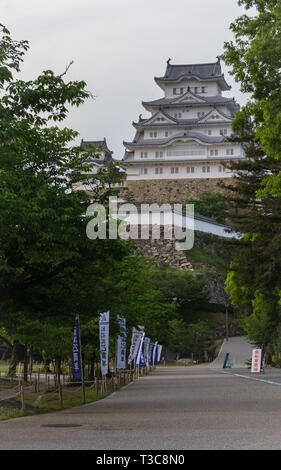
[167,106,212,119]
[126,162,233,180]
[133,141,243,161]
[165,80,220,98]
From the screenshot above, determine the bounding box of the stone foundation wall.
[125,178,234,204]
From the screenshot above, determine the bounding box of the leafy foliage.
[186,191,228,223]
[222,1,281,196]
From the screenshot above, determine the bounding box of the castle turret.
[123,59,245,201]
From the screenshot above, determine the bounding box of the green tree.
[221,2,281,359]
[168,318,191,359]
[222,0,281,196]
[223,138,281,360]
[169,318,214,361]
[0,24,132,372]
[186,191,228,223]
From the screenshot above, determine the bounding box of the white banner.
[251,348,262,373]
[116,315,126,369]
[135,333,145,366]
[156,344,162,364]
[144,337,151,366]
[128,328,143,364]
[99,311,110,376]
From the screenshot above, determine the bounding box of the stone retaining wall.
[125,178,234,204]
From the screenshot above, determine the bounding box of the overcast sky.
[2,0,254,160]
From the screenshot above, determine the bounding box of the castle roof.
[142,95,238,110]
[155,59,231,90]
[133,106,233,129]
[80,138,114,164]
[123,131,227,149]
[80,138,112,154]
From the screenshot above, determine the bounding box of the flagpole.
[77,314,85,403]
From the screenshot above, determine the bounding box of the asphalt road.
[2,366,281,450]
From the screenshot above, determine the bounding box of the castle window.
[155,167,163,175]
[165,131,169,137]
[210,149,218,156]
[202,166,210,173]
[187,167,195,174]
[140,151,148,159]
[155,151,164,158]
[207,130,212,135]
[201,86,206,93]
[226,148,234,156]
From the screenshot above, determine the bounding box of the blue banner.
[116,315,126,369]
[149,342,154,366]
[135,333,145,366]
[139,334,146,367]
[72,314,83,381]
[99,311,110,376]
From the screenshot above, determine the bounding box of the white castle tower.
[123,59,245,184]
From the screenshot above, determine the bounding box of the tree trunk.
[44,358,51,373]
[23,345,28,382]
[90,360,95,380]
[8,341,23,377]
[56,357,62,387]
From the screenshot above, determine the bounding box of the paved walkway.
[2,364,281,449]
[210,336,254,368]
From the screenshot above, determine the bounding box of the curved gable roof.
[155,59,231,90]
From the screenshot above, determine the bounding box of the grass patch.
[187,245,232,275]
[0,381,125,420]
[186,232,233,276]
[0,377,19,391]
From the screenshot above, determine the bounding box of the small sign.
[251,349,262,373]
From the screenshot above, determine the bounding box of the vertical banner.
[144,337,151,367]
[251,348,262,373]
[149,342,155,366]
[156,344,162,365]
[128,328,143,364]
[72,314,83,381]
[116,315,126,369]
[152,341,158,366]
[139,334,147,367]
[135,333,145,366]
[99,311,110,376]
